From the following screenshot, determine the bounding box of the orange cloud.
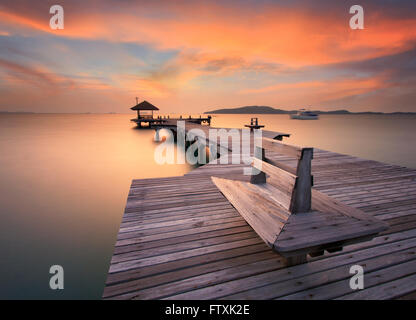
[1,2,415,68]
[0,11,51,33]
[0,58,66,88]
[0,58,115,93]
[238,76,387,107]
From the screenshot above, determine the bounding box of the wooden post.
[284,254,307,266]
[197,137,206,165]
[275,135,283,141]
[290,148,313,213]
[154,129,160,142]
[250,146,266,184]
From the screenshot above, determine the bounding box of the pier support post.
[197,137,206,165]
[154,129,161,142]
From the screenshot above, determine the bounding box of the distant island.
[0,111,35,114]
[204,106,415,115]
[0,111,120,114]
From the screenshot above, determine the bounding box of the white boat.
[290,109,319,120]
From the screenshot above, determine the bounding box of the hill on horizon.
[204,106,414,115]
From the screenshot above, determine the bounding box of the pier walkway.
[103,126,416,300]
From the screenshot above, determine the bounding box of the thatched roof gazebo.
[131,99,159,119]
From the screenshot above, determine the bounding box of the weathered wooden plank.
[337,273,416,300]
[123,201,232,219]
[119,211,239,233]
[262,137,304,159]
[116,219,249,247]
[122,207,235,225]
[106,243,270,285]
[252,158,297,198]
[112,231,258,264]
[117,216,244,241]
[113,225,254,255]
[110,237,263,273]
[396,290,416,300]
[103,250,277,298]
[280,257,416,300]
[311,188,384,223]
[223,240,416,300]
[164,237,416,300]
[117,257,286,300]
[211,177,289,246]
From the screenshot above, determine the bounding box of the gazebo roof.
[131,100,159,111]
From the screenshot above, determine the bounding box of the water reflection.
[0,114,192,299]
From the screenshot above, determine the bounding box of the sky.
[0,0,415,113]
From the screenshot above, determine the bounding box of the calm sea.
[0,113,415,299]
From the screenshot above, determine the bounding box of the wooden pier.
[103,125,416,300]
[130,99,212,128]
[131,116,212,128]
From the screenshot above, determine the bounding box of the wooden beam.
[252,158,297,198]
[262,137,304,159]
[264,158,297,175]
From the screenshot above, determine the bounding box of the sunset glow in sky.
[0,0,415,113]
